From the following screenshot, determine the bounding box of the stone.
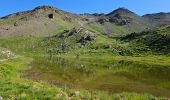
[0,96,3,100]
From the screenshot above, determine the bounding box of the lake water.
[25,56,170,97]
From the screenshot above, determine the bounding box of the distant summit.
[143,12,170,26]
[107,8,135,16]
[97,7,149,28]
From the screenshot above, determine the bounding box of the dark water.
[25,56,170,97]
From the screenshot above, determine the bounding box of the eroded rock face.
[68,27,96,45]
[58,27,96,46]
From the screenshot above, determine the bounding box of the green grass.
[1,25,167,57]
[110,24,128,37]
[87,23,105,34]
[87,23,128,37]
[121,30,170,55]
[0,35,169,99]
[0,37,46,56]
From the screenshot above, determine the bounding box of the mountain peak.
[107,7,135,16]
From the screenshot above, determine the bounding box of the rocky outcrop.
[64,27,96,46]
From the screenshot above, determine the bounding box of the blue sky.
[0,0,170,17]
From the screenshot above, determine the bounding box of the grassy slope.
[121,26,170,55]
[0,35,170,99]
[0,25,168,57]
[0,37,45,56]
[40,26,154,57]
[87,23,129,37]
[0,21,169,100]
[0,24,169,56]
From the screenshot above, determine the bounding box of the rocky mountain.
[143,12,170,26]
[0,6,170,38]
[98,8,148,25]
[0,6,157,38]
[88,8,152,37]
[0,6,87,37]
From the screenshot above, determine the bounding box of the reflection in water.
[25,56,170,97]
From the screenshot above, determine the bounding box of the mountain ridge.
[1,6,170,19]
[0,6,170,38]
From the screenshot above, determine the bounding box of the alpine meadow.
[0,2,170,100]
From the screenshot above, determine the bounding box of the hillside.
[121,25,170,54]
[0,6,155,38]
[87,8,152,37]
[0,6,170,55]
[143,12,170,26]
[1,6,170,38]
[0,6,84,37]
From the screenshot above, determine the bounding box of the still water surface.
[25,56,170,97]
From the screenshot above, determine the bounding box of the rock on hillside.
[65,27,96,46]
[0,48,15,59]
[42,27,97,54]
[53,27,96,46]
